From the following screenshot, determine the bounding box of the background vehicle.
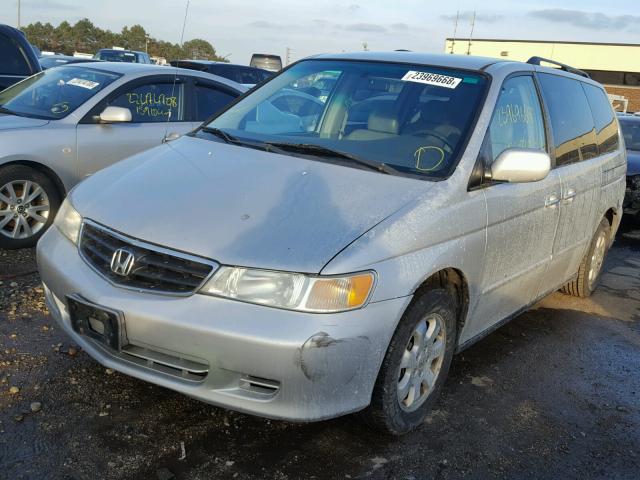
[170,60,273,87]
[250,53,282,72]
[0,24,41,90]
[94,49,152,64]
[40,54,99,70]
[0,62,245,248]
[619,114,640,218]
[37,52,625,435]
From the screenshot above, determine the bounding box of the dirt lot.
[1,225,639,480]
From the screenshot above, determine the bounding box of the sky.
[2,0,640,65]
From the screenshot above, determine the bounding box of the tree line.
[22,19,227,62]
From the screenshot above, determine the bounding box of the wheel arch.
[0,160,67,200]
[603,206,620,246]
[412,267,470,344]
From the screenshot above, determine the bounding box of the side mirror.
[491,149,551,183]
[99,106,132,123]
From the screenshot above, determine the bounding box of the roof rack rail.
[526,56,590,79]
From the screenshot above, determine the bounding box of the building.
[444,38,640,112]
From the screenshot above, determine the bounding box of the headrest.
[368,105,399,135]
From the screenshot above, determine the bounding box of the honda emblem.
[110,248,135,276]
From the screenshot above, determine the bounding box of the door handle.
[545,193,560,208]
[162,132,181,143]
[563,188,576,203]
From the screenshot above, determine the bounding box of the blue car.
[619,114,640,217]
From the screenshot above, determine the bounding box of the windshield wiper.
[200,126,241,144]
[264,142,400,175]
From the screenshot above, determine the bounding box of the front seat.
[345,105,400,141]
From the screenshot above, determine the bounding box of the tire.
[363,288,457,435]
[561,218,611,298]
[0,165,61,249]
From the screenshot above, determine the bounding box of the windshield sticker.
[402,71,462,89]
[66,78,100,90]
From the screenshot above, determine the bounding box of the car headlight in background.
[54,199,82,245]
[200,267,375,313]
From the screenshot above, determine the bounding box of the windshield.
[0,66,120,120]
[620,118,640,151]
[204,59,488,178]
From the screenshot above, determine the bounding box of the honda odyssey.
[37,52,626,434]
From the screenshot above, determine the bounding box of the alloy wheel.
[0,180,50,240]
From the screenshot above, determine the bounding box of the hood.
[0,113,49,131]
[72,136,429,273]
[627,150,640,176]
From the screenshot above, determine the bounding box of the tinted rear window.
[620,119,640,151]
[538,73,598,166]
[582,83,619,155]
[0,32,30,75]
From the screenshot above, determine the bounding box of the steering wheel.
[411,129,455,153]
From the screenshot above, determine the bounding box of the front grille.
[79,221,217,295]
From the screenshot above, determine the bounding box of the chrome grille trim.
[78,220,218,296]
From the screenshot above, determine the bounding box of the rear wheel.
[364,288,456,435]
[561,218,611,297]
[0,166,61,249]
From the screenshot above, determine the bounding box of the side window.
[583,83,620,155]
[109,82,185,123]
[0,33,30,75]
[237,68,259,84]
[538,73,598,166]
[483,75,546,163]
[194,84,236,121]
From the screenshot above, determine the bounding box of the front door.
[76,77,192,178]
[465,74,560,342]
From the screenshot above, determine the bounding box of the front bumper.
[624,175,640,216]
[36,226,409,422]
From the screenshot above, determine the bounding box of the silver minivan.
[37,52,626,434]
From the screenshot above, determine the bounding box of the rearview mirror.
[99,106,132,123]
[491,149,551,183]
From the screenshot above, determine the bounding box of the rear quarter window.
[538,73,598,166]
[582,83,619,155]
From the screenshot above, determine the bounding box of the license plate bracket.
[67,295,126,351]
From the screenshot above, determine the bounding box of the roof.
[96,48,146,54]
[310,51,507,70]
[446,38,640,48]
[172,60,261,69]
[56,61,247,92]
[60,61,172,75]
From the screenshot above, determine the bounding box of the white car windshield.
[0,66,120,120]
[204,59,488,178]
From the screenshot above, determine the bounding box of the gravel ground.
[1,225,639,480]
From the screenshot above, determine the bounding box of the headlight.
[200,267,375,313]
[54,198,82,245]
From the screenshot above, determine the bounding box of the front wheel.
[0,166,61,249]
[364,288,457,435]
[561,218,611,298]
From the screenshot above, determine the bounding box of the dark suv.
[170,60,273,86]
[0,24,41,90]
[619,114,640,217]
